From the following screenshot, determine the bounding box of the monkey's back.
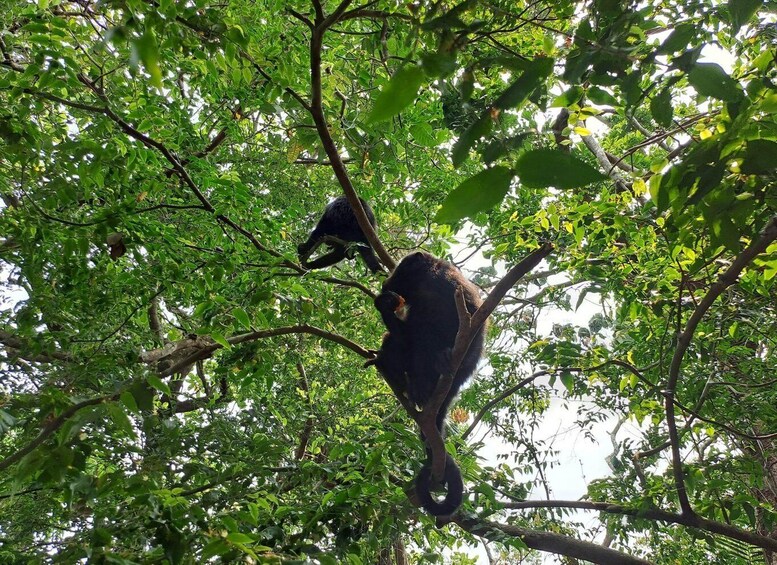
[382,251,485,405]
[316,196,376,243]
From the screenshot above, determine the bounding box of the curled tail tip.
[415,456,464,516]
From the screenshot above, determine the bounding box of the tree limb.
[160,324,371,378]
[503,499,777,552]
[452,515,652,565]
[420,243,553,481]
[306,5,396,271]
[665,216,777,514]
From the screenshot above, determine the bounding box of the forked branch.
[419,243,553,483]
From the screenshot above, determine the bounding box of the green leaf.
[366,66,426,123]
[211,331,231,349]
[587,86,617,106]
[494,57,554,110]
[92,527,112,546]
[129,381,155,411]
[728,0,762,32]
[655,23,695,54]
[435,167,513,224]
[687,63,743,102]
[105,403,135,438]
[650,88,673,127]
[233,307,251,330]
[410,123,437,147]
[202,539,230,559]
[147,374,171,396]
[740,139,777,174]
[552,86,584,108]
[120,390,139,414]
[451,113,493,168]
[559,371,575,393]
[421,51,457,78]
[226,532,255,544]
[135,29,163,89]
[515,149,607,189]
[712,216,740,251]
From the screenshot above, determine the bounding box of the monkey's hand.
[363,349,380,368]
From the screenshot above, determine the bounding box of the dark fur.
[297,196,382,272]
[370,251,485,515]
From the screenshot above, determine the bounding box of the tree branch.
[452,515,651,565]
[421,243,553,481]
[665,216,777,514]
[307,6,395,271]
[503,499,777,552]
[160,324,371,378]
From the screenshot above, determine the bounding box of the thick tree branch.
[452,515,651,565]
[580,132,630,192]
[503,499,777,552]
[421,243,553,481]
[160,324,370,378]
[287,8,314,29]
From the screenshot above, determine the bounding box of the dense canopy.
[1,0,776,563]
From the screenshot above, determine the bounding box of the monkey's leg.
[408,342,440,410]
[355,245,383,273]
[301,245,347,270]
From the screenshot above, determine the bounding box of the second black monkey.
[297,195,382,272]
[368,251,486,515]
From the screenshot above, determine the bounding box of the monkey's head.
[395,250,444,278]
[374,291,409,321]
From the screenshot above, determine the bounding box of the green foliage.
[367,65,427,123]
[514,149,607,189]
[435,166,513,224]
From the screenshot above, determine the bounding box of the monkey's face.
[375,291,408,321]
[394,295,409,321]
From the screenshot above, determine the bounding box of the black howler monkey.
[368,251,485,515]
[297,196,382,272]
